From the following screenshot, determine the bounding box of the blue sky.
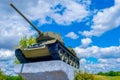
[0,0,120,75]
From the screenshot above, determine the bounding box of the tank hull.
[15,40,79,69]
[23,45,50,58]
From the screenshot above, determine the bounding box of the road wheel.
[69,57,72,66]
[59,49,64,61]
[64,53,68,63]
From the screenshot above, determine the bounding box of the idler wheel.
[15,49,27,63]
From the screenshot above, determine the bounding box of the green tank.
[10,3,79,69]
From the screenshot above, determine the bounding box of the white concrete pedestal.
[15,60,76,80]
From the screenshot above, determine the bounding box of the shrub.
[97,71,120,76]
[6,75,24,80]
[74,71,94,80]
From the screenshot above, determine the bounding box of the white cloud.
[27,0,89,25]
[97,58,120,72]
[52,0,89,25]
[80,38,92,48]
[74,46,120,58]
[116,58,120,62]
[0,14,35,49]
[78,0,91,9]
[82,0,120,37]
[0,49,14,60]
[98,58,107,63]
[75,0,91,6]
[0,49,15,75]
[80,58,87,64]
[0,58,15,75]
[65,32,79,39]
[75,45,120,73]
[79,58,120,73]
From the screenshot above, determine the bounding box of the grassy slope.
[94,75,120,80]
[108,76,120,80]
[93,75,109,80]
[74,72,120,80]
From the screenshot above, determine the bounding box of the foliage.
[19,36,27,48]
[19,35,36,48]
[74,71,94,80]
[97,71,120,76]
[27,36,36,46]
[108,76,120,80]
[74,70,120,80]
[0,69,6,80]
[93,75,109,80]
[6,75,24,80]
[0,69,24,80]
[14,58,20,64]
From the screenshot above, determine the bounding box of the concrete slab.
[15,60,77,80]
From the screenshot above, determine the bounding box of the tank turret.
[10,3,79,69]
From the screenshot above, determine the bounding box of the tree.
[97,71,120,76]
[19,35,36,48]
[28,36,36,46]
[74,71,94,80]
[108,71,116,76]
[6,75,24,80]
[0,69,24,80]
[14,58,20,64]
[97,72,104,75]
[0,69,6,80]
[19,36,27,48]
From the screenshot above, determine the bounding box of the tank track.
[15,49,28,63]
[51,42,79,69]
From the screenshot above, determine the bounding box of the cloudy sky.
[0,0,120,75]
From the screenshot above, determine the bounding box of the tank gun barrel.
[10,3,42,34]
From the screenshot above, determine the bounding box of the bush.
[74,71,94,80]
[0,69,6,80]
[6,75,24,80]
[19,36,36,48]
[0,69,24,80]
[97,71,120,76]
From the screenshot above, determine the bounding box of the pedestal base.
[15,60,76,80]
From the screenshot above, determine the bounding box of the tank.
[10,3,79,69]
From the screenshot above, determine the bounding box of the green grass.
[108,76,120,80]
[90,75,120,80]
[93,75,109,80]
[74,71,120,80]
